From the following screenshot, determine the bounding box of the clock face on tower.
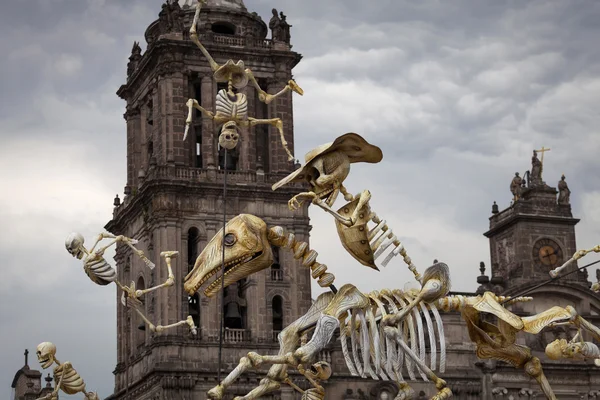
[532,238,564,270]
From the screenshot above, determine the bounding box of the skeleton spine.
[369,212,420,281]
[268,226,335,288]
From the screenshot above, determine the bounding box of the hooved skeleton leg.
[384,326,452,400]
[247,117,294,161]
[208,292,337,400]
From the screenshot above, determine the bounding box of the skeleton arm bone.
[184,99,215,141]
[549,245,600,277]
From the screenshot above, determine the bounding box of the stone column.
[201,76,216,168]
[124,107,141,189]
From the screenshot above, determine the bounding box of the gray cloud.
[2,0,600,397]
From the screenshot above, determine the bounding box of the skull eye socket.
[224,233,236,246]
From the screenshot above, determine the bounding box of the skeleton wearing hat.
[183,0,303,161]
[272,133,422,281]
[64,232,197,335]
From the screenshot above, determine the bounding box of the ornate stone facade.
[103,1,600,399]
[106,1,307,398]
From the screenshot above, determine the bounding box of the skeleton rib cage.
[338,290,446,383]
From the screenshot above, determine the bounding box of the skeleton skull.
[304,361,332,381]
[65,232,86,260]
[219,122,239,150]
[36,342,57,369]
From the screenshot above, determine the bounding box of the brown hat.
[272,133,383,191]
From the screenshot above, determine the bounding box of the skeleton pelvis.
[335,198,377,269]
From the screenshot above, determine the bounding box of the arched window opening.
[188,293,201,329]
[135,277,146,345]
[187,228,200,271]
[270,246,282,281]
[189,76,203,168]
[187,228,201,330]
[211,22,236,35]
[272,296,283,332]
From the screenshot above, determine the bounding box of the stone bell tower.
[483,150,585,295]
[105,1,311,398]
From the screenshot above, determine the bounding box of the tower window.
[270,246,282,281]
[272,296,283,332]
[135,276,146,346]
[187,228,201,328]
[211,22,236,35]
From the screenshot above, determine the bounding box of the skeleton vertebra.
[35,342,99,400]
[183,0,303,161]
[66,233,196,335]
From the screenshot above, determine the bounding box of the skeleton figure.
[186,214,454,400]
[273,133,422,280]
[183,0,303,161]
[186,213,600,400]
[65,232,196,334]
[284,362,331,400]
[438,294,600,400]
[545,309,600,366]
[35,342,99,400]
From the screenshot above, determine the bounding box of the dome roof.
[182,0,246,11]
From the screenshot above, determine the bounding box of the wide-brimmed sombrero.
[213,59,248,89]
[272,133,383,191]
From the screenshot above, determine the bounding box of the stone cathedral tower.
[105,1,311,398]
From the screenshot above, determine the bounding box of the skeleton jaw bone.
[65,232,87,259]
[36,342,57,369]
[184,214,273,297]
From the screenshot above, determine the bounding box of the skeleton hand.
[288,192,318,210]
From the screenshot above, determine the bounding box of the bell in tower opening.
[223,282,246,329]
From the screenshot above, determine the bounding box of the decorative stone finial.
[45,373,53,388]
[114,195,121,207]
[24,349,29,366]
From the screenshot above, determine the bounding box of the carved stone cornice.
[123,106,141,120]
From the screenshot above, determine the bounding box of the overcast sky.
[2,0,600,398]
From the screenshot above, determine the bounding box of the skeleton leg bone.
[208,291,336,400]
[384,326,452,400]
[135,251,177,296]
[247,117,294,161]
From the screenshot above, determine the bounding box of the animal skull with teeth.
[37,342,57,369]
[184,214,274,297]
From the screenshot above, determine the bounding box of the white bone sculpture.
[35,342,99,400]
[64,232,197,334]
[183,0,303,160]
